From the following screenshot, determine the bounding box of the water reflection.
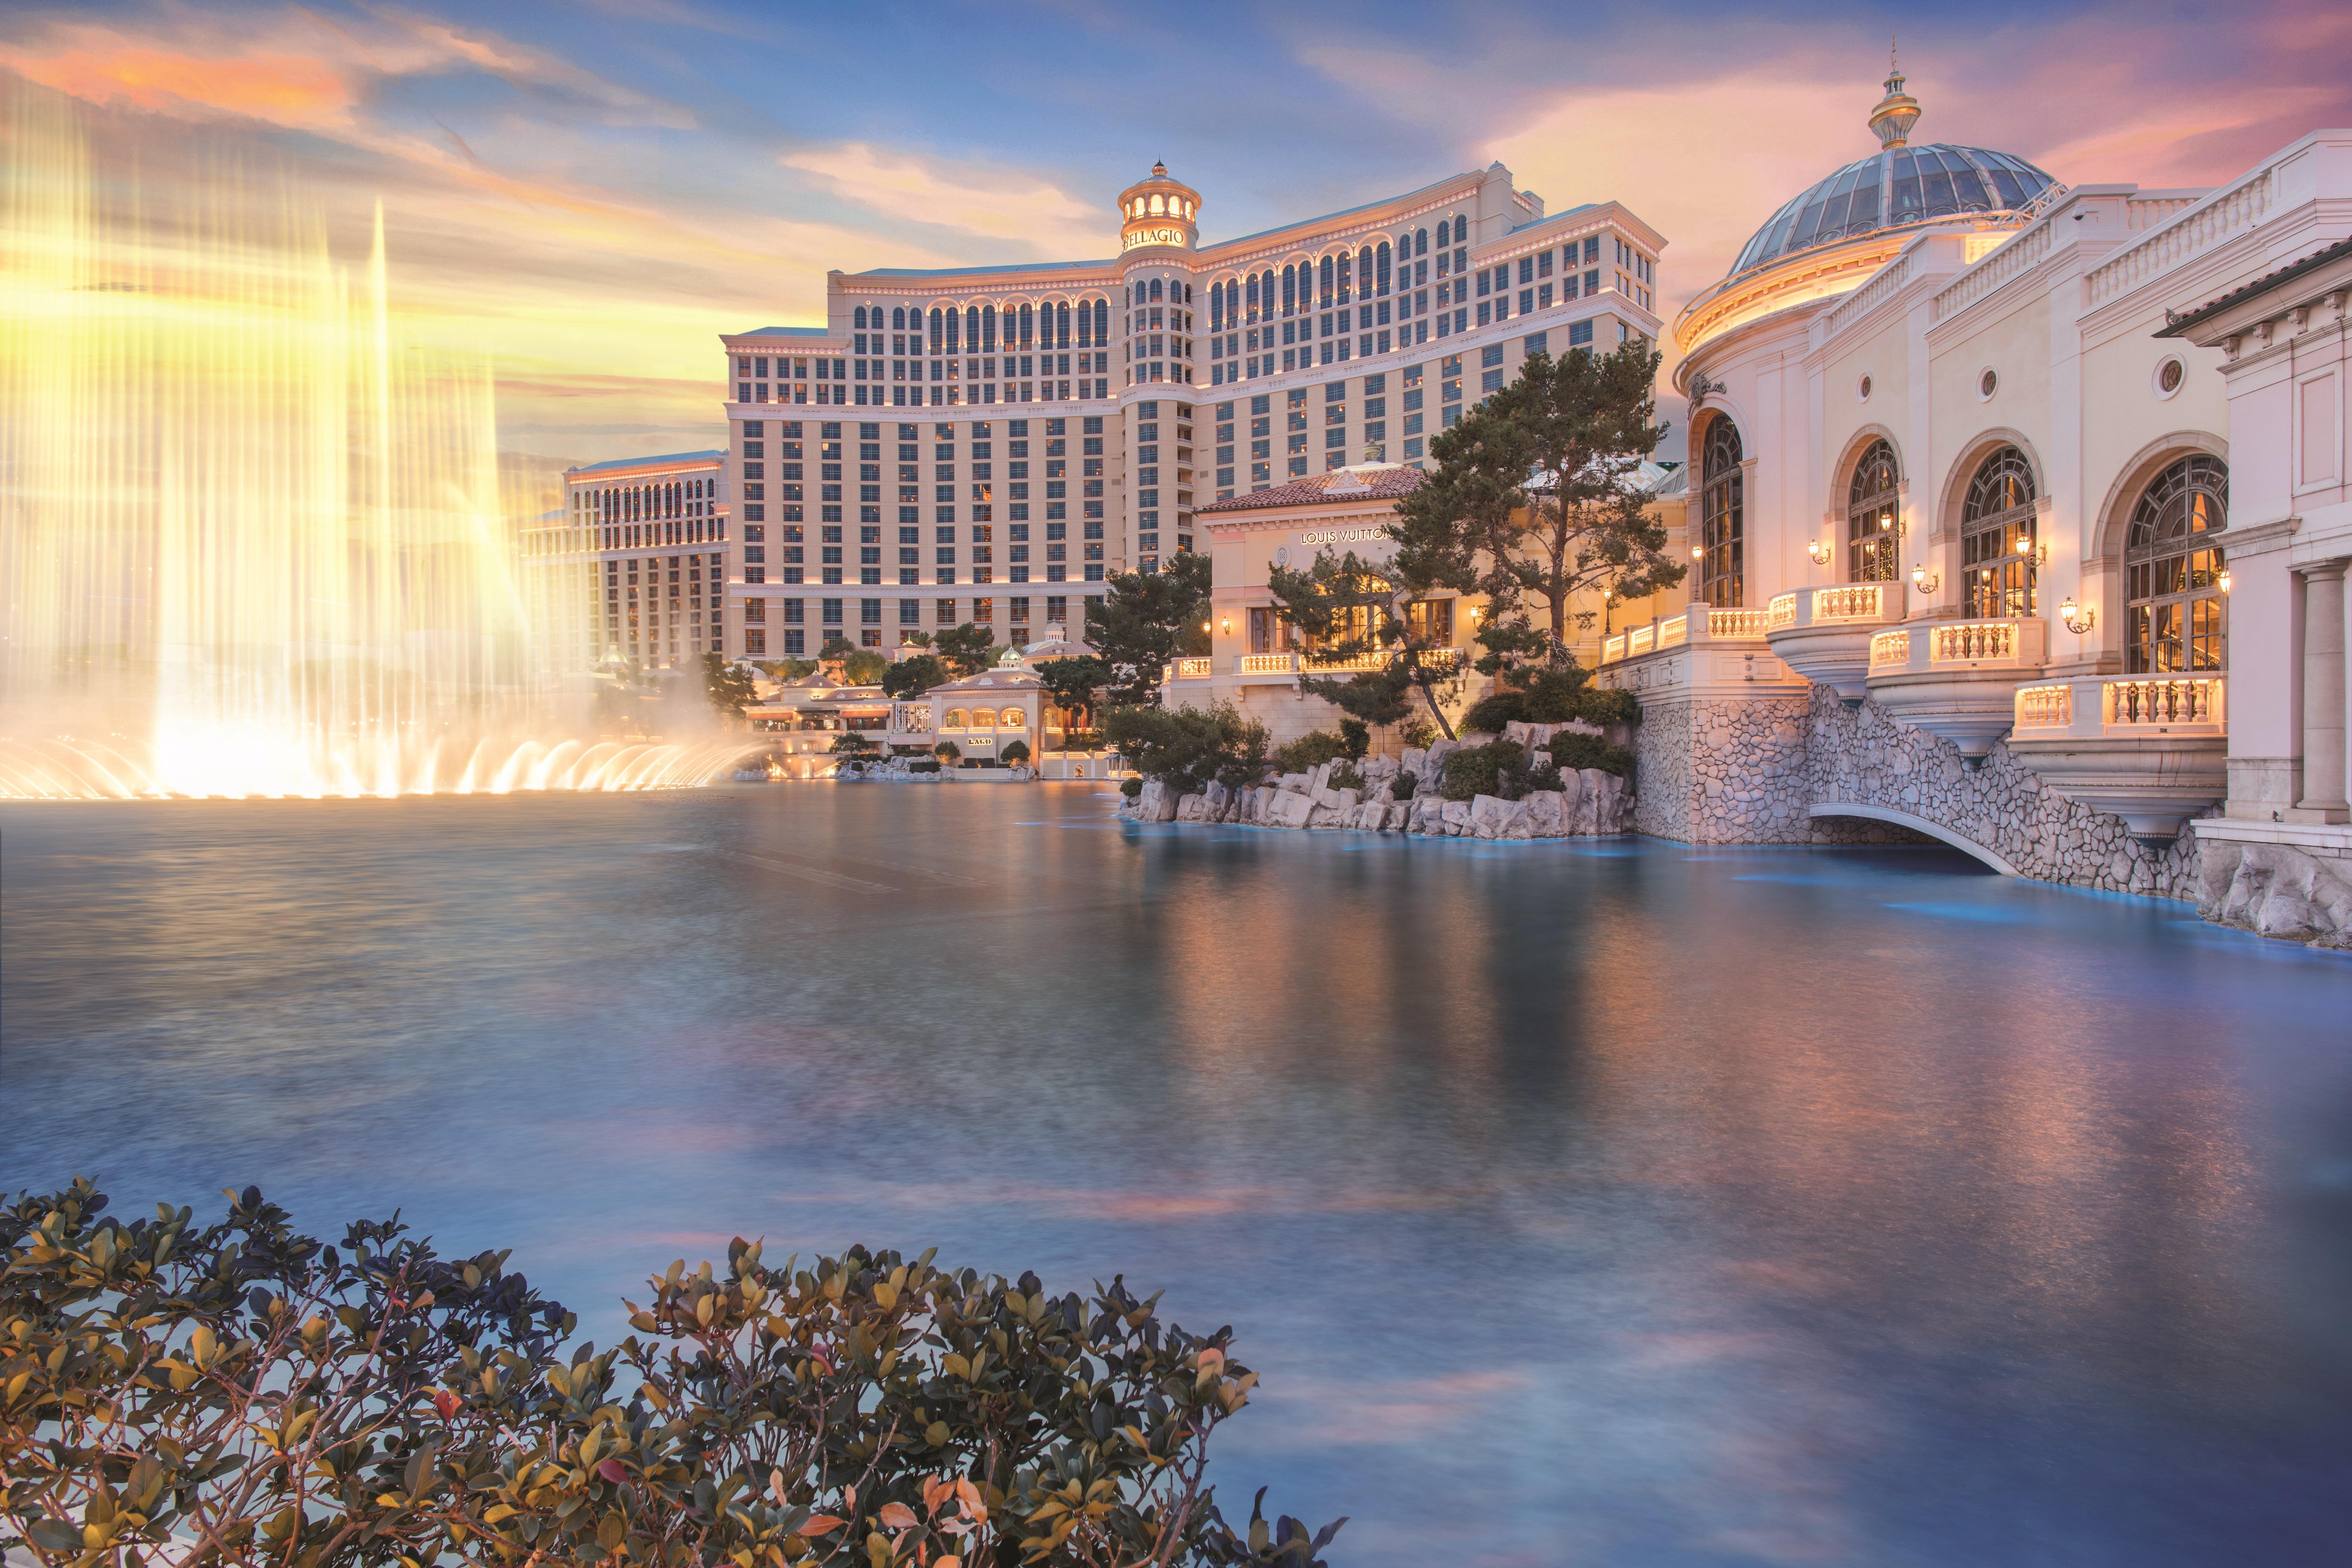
[3,790,2350,1566]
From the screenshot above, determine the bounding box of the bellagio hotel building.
[527,160,1665,669]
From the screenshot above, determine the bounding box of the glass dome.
[1730,143,2058,280]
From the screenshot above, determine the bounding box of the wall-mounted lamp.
[1200,620,1212,633]
[1911,563,1939,595]
[1807,539,1831,566]
[2059,597,2096,634]
[1470,604,1486,620]
[1692,543,1706,561]
[2218,570,2233,595]
[1219,616,1232,634]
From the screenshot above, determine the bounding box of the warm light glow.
[0,94,747,799]
[2219,571,2232,594]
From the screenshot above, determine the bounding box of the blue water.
[5,787,2351,1566]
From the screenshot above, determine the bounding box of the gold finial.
[1869,42,1921,149]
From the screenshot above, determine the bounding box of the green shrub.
[1392,771,1417,801]
[1272,729,1350,773]
[1547,729,1636,779]
[1441,739,1524,801]
[1001,739,1031,765]
[1525,762,1564,794]
[1459,690,1526,733]
[1573,685,1642,727]
[1328,762,1364,793]
[1119,775,1144,798]
[0,1178,1342,1568]
[1337,716,1370,760]
[1104,701,1271,793]
[933,739,962,762]
[909,759,941,773]
[1398,715,1439,750]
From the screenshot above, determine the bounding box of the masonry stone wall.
[1626,682,2202,899]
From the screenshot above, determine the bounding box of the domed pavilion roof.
[1726,53,2058,280]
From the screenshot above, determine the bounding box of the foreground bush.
[0,1179,1342,1568]
[1103,704,1270,795]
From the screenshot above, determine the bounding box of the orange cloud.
[7,46,355,130]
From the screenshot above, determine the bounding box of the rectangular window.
[1569,320,1594,346]
[821,598,843,625]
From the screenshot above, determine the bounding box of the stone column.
[2296,560,2351,821]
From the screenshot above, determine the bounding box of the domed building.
[1597,55,2352,931]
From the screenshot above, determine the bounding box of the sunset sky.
[7,0,2350,471]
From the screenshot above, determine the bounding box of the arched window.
[1092,300,1106,345]
[928,308,943,354]
[890,306,904,331]
[1018,302,1032,348]
[2126,455,2228,673]
[1281,264,1295,316]
[1375,241,1391,295]
[1960,446,2037,619]
[853,306,866,330]
[1415,227,1428,257]
[962,306,978,352]
[1701,419,1745,607]
[1337,251,1352,305]
[943,709,967,730]
[1846,439,1900,582]
[1318,254,1334,307]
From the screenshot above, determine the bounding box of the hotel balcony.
[1598,606,1772,666]
[1763,582,1908,703]
[2004,675,2227,840]
[1862,615,2048,759]
[1166,649,1463,687]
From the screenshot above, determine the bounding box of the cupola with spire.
[1116,160,1200,255]
[1868,40,1921,149]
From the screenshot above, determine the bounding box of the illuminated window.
[1701,419,1745,608]
[1960,447,2037,619]
[2126,455,2229,673]
[1845,439,1900,582]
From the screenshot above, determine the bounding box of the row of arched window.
[848,301,1110,352]
[1202,221,1466,330]
[1699,420,2229,673]
[578,477,713,525]
[1124,192,1195,221]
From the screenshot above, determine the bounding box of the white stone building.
[1593,58,2352,936]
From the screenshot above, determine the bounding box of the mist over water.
[0,78,738,798]
[5,786,2350,1566]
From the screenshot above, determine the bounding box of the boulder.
[1134,780,1180,822]
[1524,789,1565,837]
[1470,793,1525,840]
[2202,841,2352,947]
[1400,746,1428,781]
[1262,789,1316,829]
[1278,771,1311,794]
[1439,799,1472,836]
[1314,785,1361,812]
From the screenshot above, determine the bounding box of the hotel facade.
[1578,62,2352,936]
[711,159,1664,660]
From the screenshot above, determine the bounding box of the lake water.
[4,785,2350,1566]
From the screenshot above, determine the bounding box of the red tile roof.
[1198,464,1425,515]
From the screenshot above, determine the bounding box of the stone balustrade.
[1814,583,1894,622]
[1768,593,1797,629]
[2014,675,2226,737]
[1869,629,1911,670]
[1709,608,1769,639]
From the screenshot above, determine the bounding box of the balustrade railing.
[1174,657,1214,678]
[1602,633,1626,664]
[1931,620,2017,663]
[1869,630,1911,670]
[1658,614,1688,648]
[2011,676,2226,736]
[2013,683,2073,729]
[1814,583,1890,621]
[1628,626,1655,656]
[1768,593,1797,629]
[1709,608,1767,639]
[2106,676,2224,727]
[1239,653,1297,674]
